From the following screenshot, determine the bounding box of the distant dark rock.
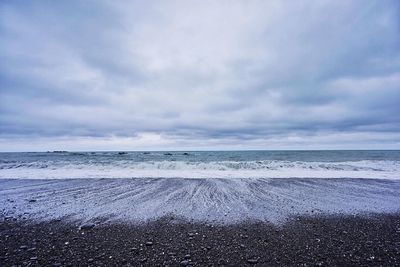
[183,152,190,156]
[164,153,173,156]
[28,199,37,203]
[145,241,153,246]
[118,152,128,155]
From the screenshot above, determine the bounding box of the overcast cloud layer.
[1,0,399,151]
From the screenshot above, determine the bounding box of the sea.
[0,150,399,179]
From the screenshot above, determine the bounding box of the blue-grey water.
[0,150,399,179]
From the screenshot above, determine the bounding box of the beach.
[1,212,399,266]
[1,151,400,265]
[1,177,400,266]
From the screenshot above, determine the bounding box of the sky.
[0,0,399,151]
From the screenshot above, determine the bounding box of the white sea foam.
[1,178,400,224]
[0,160,399,179]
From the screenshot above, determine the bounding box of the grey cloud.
[0,0,399,150]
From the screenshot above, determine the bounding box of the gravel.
[1,214,399,266]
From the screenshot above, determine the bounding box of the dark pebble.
[80,223,95,230]
[247,258,258,264]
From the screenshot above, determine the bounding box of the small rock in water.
[145,241,153,246]
[80,223,95,230]
[184,254,191,259]
[20,245,28,249]
[28,199,37,203]
[180,260,190,266]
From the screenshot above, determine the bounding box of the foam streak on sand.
[1,178,399,224]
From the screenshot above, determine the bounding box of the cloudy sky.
[0,0,399,151]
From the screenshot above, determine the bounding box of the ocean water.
[0,150,399,179]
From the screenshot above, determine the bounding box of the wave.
[0,160,399,179]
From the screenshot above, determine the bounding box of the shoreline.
[1,178,400,224]
[1,178,400,265]
[1,214,400,266]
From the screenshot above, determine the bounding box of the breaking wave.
[0,159,399,179]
